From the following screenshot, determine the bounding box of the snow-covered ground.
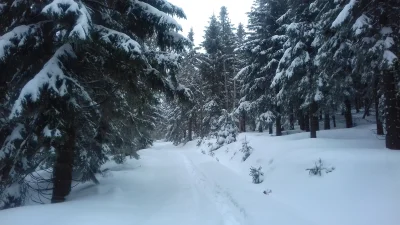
[1,117,400,225]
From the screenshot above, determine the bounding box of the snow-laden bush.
[249,166,264,184]
[210,110,238,151]
[306,159,335,176]
[240,136,253,161]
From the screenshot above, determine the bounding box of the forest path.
[0,141,312,225]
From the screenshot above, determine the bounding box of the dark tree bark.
[332,115,336,128]
[362,98,371,118]
[304,113,310,132]
[344,99,353,128]
[268,123,273,134]
[324,112,330,130]
[299,110,305,131]
[383,69,400,149]
[188,116,193,141]
[355,97,360,113]
[289,112,295,130]
[310,101,318,138]
[239,111,246,132]
[319,111,323,120]
[374,79,384,135]
[52,107,75,203]
[276,105,282,136]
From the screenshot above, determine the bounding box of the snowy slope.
[1,120,400,225]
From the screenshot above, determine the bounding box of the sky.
[168,0,254,46]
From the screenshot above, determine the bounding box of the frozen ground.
[1,114,400,225]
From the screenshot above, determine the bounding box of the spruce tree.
[0,0,189,207]
[330,0,399,149]
[237,0,288,135]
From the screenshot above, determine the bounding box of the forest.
[0,0,399,211]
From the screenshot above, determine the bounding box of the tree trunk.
[363,97,371,118]
[268,123,273,134]
[319,111,323,120]
[188,116,193,141]
[383,69,400,149]
[276,105,282,136]
[324,112,330,130]
[299,110,305,131]
[355,97,360,113]
[239,111,246,132]
[310,101,318,138]
[289,112,295,130]
[344,99,353,128]
[52,114,75,203]
[304,113,310,132]
[332,115,336,128]
[374,79,384,135]
[258,120,263,133]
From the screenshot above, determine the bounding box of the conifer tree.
[0,0,189,207]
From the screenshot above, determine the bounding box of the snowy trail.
[1,145,226,225]
[0,141,315,225]
[2,124,400,225]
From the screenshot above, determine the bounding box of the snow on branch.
[94,25,142,57]
[0,124,25,161]
[165,31,191,46]
[331,0,356,28]
[148,51,180,67]
[130,0,182,31]
[42,0,92,40]
[145,0,186,19]
[383,50,397,66]
[0,24,42,61]
[352,14,371,35]
[0,2,7,14]
[10,44,76,119]
[234,65,250,80]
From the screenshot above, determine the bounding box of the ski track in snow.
[181,153,247,225]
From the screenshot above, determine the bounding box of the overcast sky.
[168,0,253,46]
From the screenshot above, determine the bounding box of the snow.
[9,44,76,119]
[0,3,6,13]
[331,0,357,28]
[43,125,62,138]
[234,66,250,80]
[131,0,182,30]
[314,89,323,101]
[95,25,142,56]
[0,123,25,160]
[0,24,40,60]
[68,2,91,39]
[352,14,370,35]
[42,0,91,40]
[1,114,400,225]
[383,50,397,65]
[154,51,180,66]
[380,27,393,35]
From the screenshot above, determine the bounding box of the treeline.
[163,0,400,150]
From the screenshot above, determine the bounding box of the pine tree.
[312,0,355,130]
[330,0,399,149]
[199,14,224,136]
[237,0,288,135]
[0,0,189,207]
[272,0,321,138]
[219,7,237,111]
